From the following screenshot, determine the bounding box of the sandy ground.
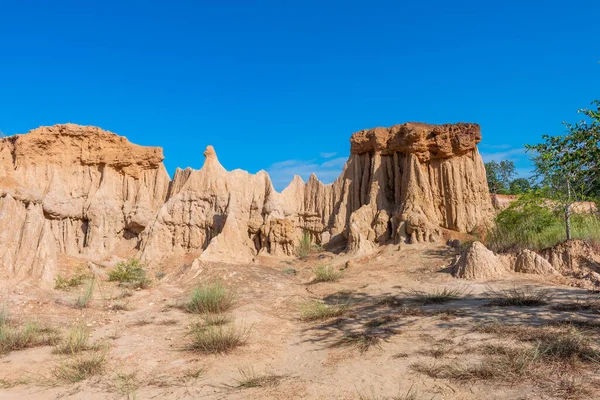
[1,243,599,399]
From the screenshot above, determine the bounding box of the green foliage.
[296,230,313,257]
[485,160,516,194]
[526,100,600,238]
[54,270,90,291]
[487,190,600,252]
[184,281,235,314]
[508,178,532,195]
[108,259,151,289]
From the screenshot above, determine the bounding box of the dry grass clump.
[110,301,131,311]
[357,385,424,400]
[299,300,347,321]
[232,366,284,388]
[335,330,382,352]
[377,295,403,308]
[112,371,140,399]
[73,276,96,309]
[415,319,600,386]
[408,287,469,305]
[54,324,95,354]
[53,349,107,383]
[186,322,247,354]
[312,264,342,283]
[365,315,399,328]
[485,287,552,307]
[0,311,60,355]
[184,280,235,314]
[551,298,600,313]
[418,342,454,359]
[108,259,151,289]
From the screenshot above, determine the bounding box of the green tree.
[485,160,516,194]
[508,177,532,194]
[526,100,600,240]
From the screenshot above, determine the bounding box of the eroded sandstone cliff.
[0,124,170,284]
[0,122,494,282]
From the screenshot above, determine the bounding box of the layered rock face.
[0,122,494,279]
[0,124,170,283]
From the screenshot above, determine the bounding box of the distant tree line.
[485,160,531,195]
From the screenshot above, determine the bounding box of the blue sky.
[1,1,598,189]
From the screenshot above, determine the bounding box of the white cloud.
[267,156,348,190]
[479,143,512,150]
[319,152,337,158]
[320,157,347,168]
[480,148,526,163]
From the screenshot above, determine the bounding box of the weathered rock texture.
[453,240,599,288]
[0,124,169,284]
[453,241,511,280]
[514,249,558,275]
[1,122,494,281]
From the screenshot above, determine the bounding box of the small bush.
[282,268,297,275]
[0,321,61,355]
[299,300,347,321]
[184,281,235,314]
[108,259,151,289]
[233,366,283,388]
[409,287,469,305]
[186,323,247,354]
[485,287,552,307]
[74,276,96,309]
[312,265,341,283]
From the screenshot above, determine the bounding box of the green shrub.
[487,191,600,252]
[108,259,151,289]
[184,281,235,314]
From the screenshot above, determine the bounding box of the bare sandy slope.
[1,244,599,399]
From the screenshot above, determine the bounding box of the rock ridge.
[0,122,494,284]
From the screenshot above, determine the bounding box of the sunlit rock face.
[0,122,494,282]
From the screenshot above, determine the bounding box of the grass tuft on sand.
[184,280,236,314]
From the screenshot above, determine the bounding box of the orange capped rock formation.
[0,122,494,283]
